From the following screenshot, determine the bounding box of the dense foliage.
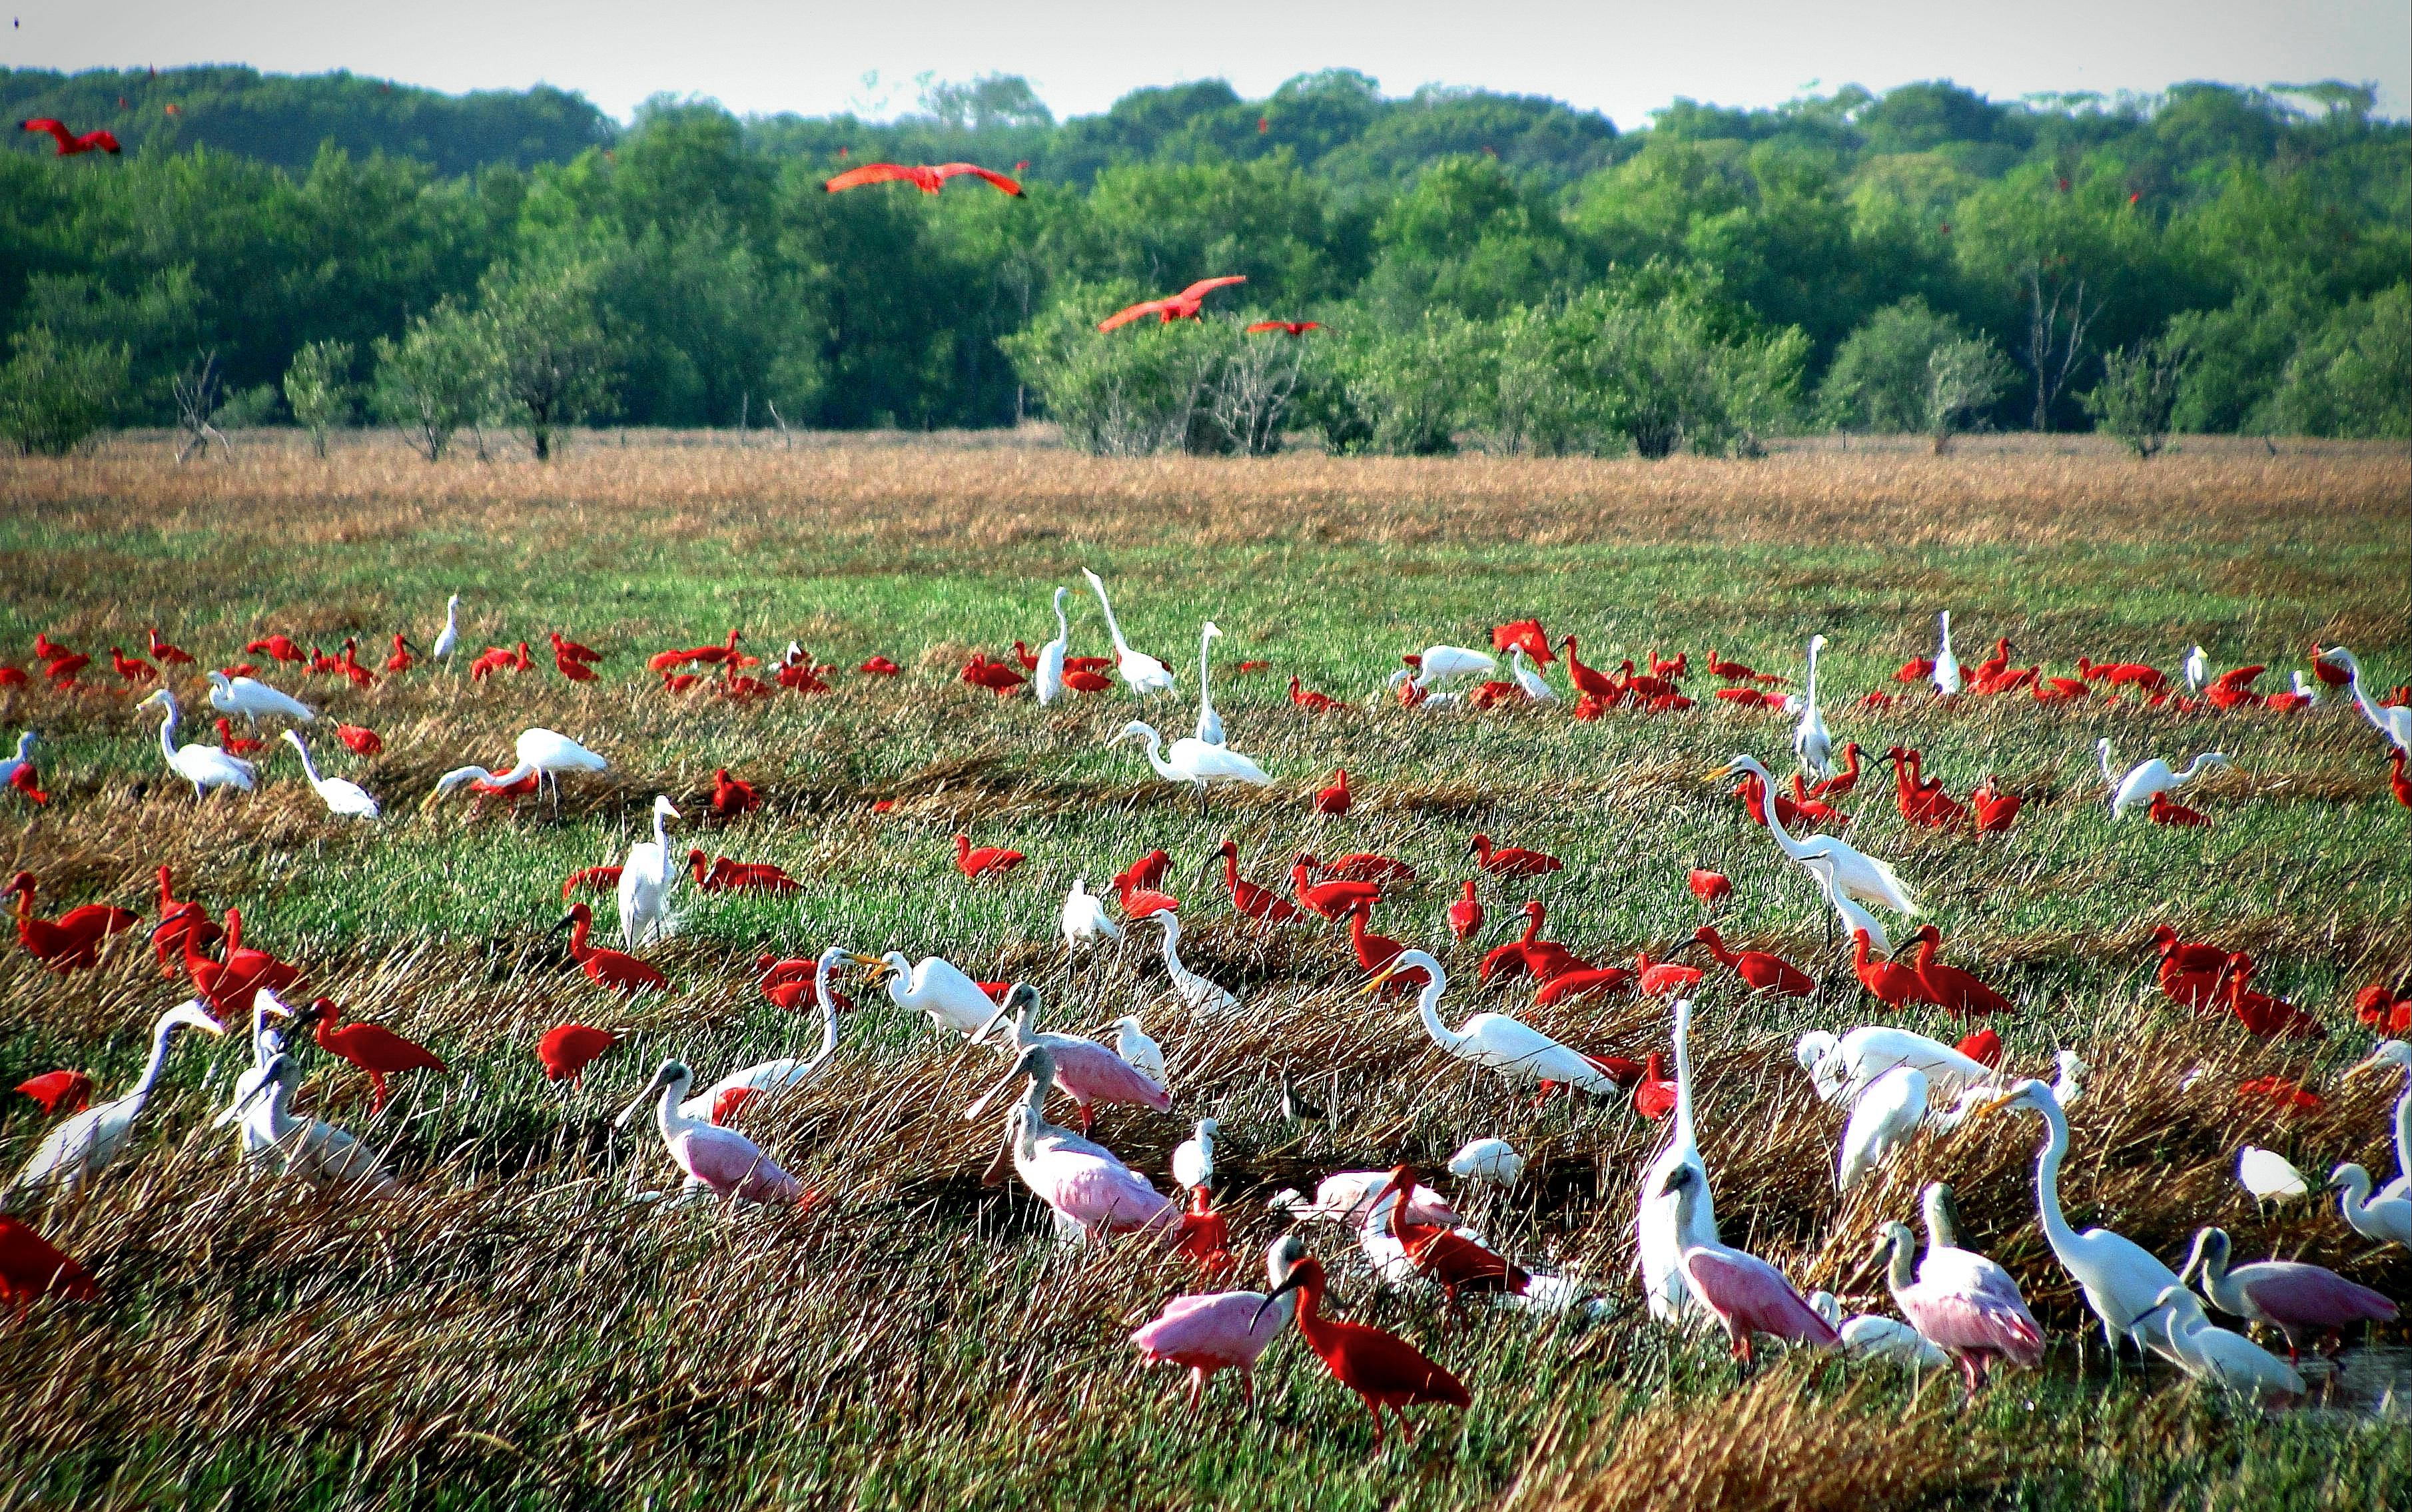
[3,67,2404,452]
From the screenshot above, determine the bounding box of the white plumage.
[206,669,316,724]
[616,795,681,949]
[282,731,379,819]
[1082,567,1176,694]
[9,1001,224,1201]
[139,690,256,799]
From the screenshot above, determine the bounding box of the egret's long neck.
[1198,631,1214,704]
[808,959,840,1071]
[129,1017,181,1103]
[2175,754,2216,783]
[1090,579,1130,653]
[1413,972,1462,1054]
[2030,1102,2081,1263]
[1803,641,1820,706]
[1158,916,1186,976]
[1755,771,1805,857]
[262,1068,298,1140]
[1671,999,1699,1146]
[1938,613,1952,657]
[291,741,322,785]
[2391,1073,2410,1185]
[2098,741,2118,787]
[1142,732,1178,781]
[155,701,180,762]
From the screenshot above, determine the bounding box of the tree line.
[1,69,2403,458]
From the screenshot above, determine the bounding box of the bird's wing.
[823,163,918,192]
[678,1126,777,1190]
[1684,1248,1836,1343]
[1178,275,1248,301]
[22,119,71,148]
[1098,298,1173,332]
[936,163,1024,195]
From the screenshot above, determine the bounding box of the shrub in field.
[1824,296,1976,432]
[283,338,360,457]
[2084,334,2193,458]
[1004,289,1234,455]
[372,298,500,462]
[480,257,617,460]
[0,324,128,456]
[1922,334,2015,454]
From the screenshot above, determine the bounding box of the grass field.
[1,429,2407,1511]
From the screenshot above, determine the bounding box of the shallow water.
[2301,1344,2412,1420]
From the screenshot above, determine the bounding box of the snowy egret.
[1061,878,1121,954]
[138,691,256,799]
[1793,635,1832,779]
[616,796,681,949]
[7,1001,224,1201]
[2235,1146,2310,1201]
[1082,568,1175,694]
[281,731,379,819]
[225,988,297,1158]
[1034,587,1070,706]
[1172,1118,1215,1191]
[2329,1163,2409,1248]
[1507,647,1556,703]
[1114,1016,1166,1087]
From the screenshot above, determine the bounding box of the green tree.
[1922,336,2015,452]
[1002,286,1232,456]
[480,258,615,459]
[2268,284,2411,438]
[282,338,359,456]
[0,325,127,455]
[2084,335,2193,457]
[372,298,498,461]
[1821,297,1976,432]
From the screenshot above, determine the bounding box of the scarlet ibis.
[1289,675,1341,711]
[1957,1028,2004,1068]
[1114,871,1178,919]
[293,998,447,1113]
[1491,619,1552,665]
[1705,648,1785,685]
[1063,667,1113,693]
[143,629,193,665]
[1252,1253,1468,1445]
[383,633,416,673]
[207,717,266,757]
[44,652,87,685]
[2220,956,2319,1039]
[0,665,25,687]
[2353,982,2409,1034]
[177,907,304,1014]
[2076,657,2169,692]
[7,872,137,971]
[2203,664,2265,711]
[1689,927,1812,996]
[108,647,157,684]
[1132,1236,1306,1409]
[960,653,1026,694]
[955,834,1023,881]
[1375,1166,1529,1310]
[6,1002,224,1202]
[1291,859,1380,921]
[1733,769,1818,830]
[1687,868,1731,905]
[20,117,120,155]
[0,1216,99,1308]
[1098,276,1247,332]
[552,642,596,681]
[1657,1164,1836,1363]
[1314,768,1352,816]
[1203,839,1302,925]
[1532,965,1632,1006]
[1555,635,1619,701]
[1969,775,2020,833]
[537,1023,616,1084]
[2148,791,2209,827]
[1480,900,1585,984]
[246,634,304,663]
[707,767,760,818]
[2236,1075,2324,1114]
[560,865,622,899]
[1635,950,1703,997]
[553,904,667,994]
[6,764,45,805]
[330,723,381,757]
[1445,880,1483,943]
[1852,929,1931,1011]
[1631,1053,1676,1120]
[859,655,900,676]
[1468,833,1561,879]
[1324,853,1413,885]
[1347,901,1426,989]
[686,849,802,893]
[15,1070,91,1116]
[1862,1220,2042,1392]
[1806,742,1862,799]
[1787,773,1850,827]
[824,161,1022,195]
[1900,925,2011,1018]
[1118,848,1172,892]
[1243,320,1321,336]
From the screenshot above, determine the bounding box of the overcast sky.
[11,0,2407,125]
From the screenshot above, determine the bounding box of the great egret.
[423,728,607,811]
[1639,997,1718,1324]
[617,1060,808,1206]
[281,731,379,820]
[1932,612,1960,695]
[1110,721,1270,810]
[138,690,256,799]
[2235,1146,2311,1201]
[1795,1025,1990,1106]
[1713,755,1919,915]
[2329,1164,2410,1248]
[7,1001,225,1201]
[1130,1235,1305,1409]
[2132,1285,2303,1400]
[1400,645,1497,689]
[1034,587,1070,706]
[1194,621,1225,745]
[1657,1165,1834,1362]
[853,950,996,1038]
[617,796,681,950]
[205,669,315,725]
[1374,950,1625,1094]
[1447,1137,1524,1186]
[1060,878,1121,954]
[2345,1038,2409,1201]
[1793,635,1832,780]
[678,948,848,1119]
[2317,646,2411,753]
[2098,740,2228,818]
[1862,1219,2043,1392]
[215,1052,396,1195]
[1082,568,1175,694]
[431,593,461,661]
[1150,911,1238,1017]
[2179,1226,2395,1359]
[1837,1066,1928,1191]
[1802,854,1892,958]
[1969,1080,2184,1361]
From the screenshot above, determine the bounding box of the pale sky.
[10,0,2407,126]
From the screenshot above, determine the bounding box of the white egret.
[1194,621,1225,746]
[1969,1080,2184,1361]
[2345,1039,2409,1200]
[1082,567,1176,694]
[1507,647,1556,703]
[1713,755,1919,915]
[2317,646,2411,753]
[1447,1137,1524,1187]
[2235,1146,2310,1201]
[2182,644,2208,693]
[7,1001,225,1202]
[1110,721,1270,809]
[431,593,461,661]
[1837,1065,1928,1191]
[0,730,35,791]
[1402,645,1496,689]
[679,948,848,1119]
[1795,1025,1990,1106]
[853,950,997,1038]
[1931,611,1960,695]
[1802,854,1892,958]
[1374,950,1625,1095]
[206,669,315,725]
[1112,1015,1167,1088]
[139,690,256,799]
[2133,1284,2303,1400]
[1639,996,1719,1324]
[227,988,298,1158]
[617,1060,807,1206]
[1034,587,1070,706]
[2097,739,2229,818]
[281,731,379,820]
[216,1052,397,1195]
[1061,878,1121,953]
[1793,634,1832,780]
[1149,911,1238,1017]
[2329,1164,2409,1248]
[616,795,680,949]
[1819,1292,1952,1370]
[423,728,608,811]
[1172,1118,1215,1190]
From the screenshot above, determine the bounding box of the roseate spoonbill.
[1252,1253,1469,1445]
[1149,911,1238,1017]
[679,949,847,1119]
[0,1215,98,1307]
[854,950,996,1038]
[1191,622,1227,746]
[216,1052,397,1194]
[292,997,446,1114]
[1689,927,1812,996]
[2345,1040,2409,1198]
[2313,647,2410,753]
[2182,1226,2393,1360]
[1968,1081,2186,1359]
[7,873,136,971]
[1796,1025,1990,1106]
[2329,1164,2409,1247]
[1061,878,1121,955]
[1112,721,1269,809]
[613,795,681,949]
[1448,1138,1523,1186]
[1132,1235,1306,1409]
[1657,1165,1835,1363]
[825,160,1022,195]
[552,905,667,994]
[1931,613,1960,695]
[21,117,120,155]
[1793,635,1832,779]
[969,986,1172,1130]
[6,1002,224,1202]
[2133,1285,2303,1400]
[1445,881,1483,943]
[1862,1219,2042,1392]
[1467,833,1561,879]
[1376,950,1625,1096]
[1098,276,1247,332]
[2236,1148,2311,1202]
[538,1024,616,1084]
[1713,757,1919,916]
[138,691,256,799]
[2098,739,2227,818]
[1272,1172,1461,1228]
[1080,568,1175,693]
[422,729,607,811]
[1507,647,1556,703]
[953,835,1023,881]
[1638,998,1721,1323]
[981,1044,1176,1239]
[280,731,378,820]
[1032,587,1071,705]
[1314,768,1352,816]
[16,1070,91,1116]
[1837,1066,1929,1191]
[618,1060,807,1206]
[204,670,314,725]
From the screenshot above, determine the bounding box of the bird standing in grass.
[1082,569,1175,693]
[1132,1236,1305,1409]
[282,731,379,820]
[1252,1252,1469,1445]
[7,1002,224,1202]
[617,1060,807,1206]
[206,669,315,725]
[139,691,256,799]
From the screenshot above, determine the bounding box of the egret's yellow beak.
[2343,1054,2391,1082]
[1362,960,1403,996]
[1707,761,1738,780]
[1965,1089,2020,1126]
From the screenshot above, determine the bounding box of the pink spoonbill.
[616,1059,808,1206]
[1657,1164,1836,1365]
[1130,1235,1308,1409]
[969,984,1172,1132]
[2179,1226,2396,1361]
[1861,1219,2044,1393]
[979,1044,1177,1240]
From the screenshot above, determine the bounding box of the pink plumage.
[1681,1246,1839,1362]
[673,1126,807,1204]
[1131,1291,1294,1407]
[1021,1142,1176,1233]
[1043,1037,1173,1124]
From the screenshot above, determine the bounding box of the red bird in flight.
[824,162,1023,196]
[1099,276,1247,332]
[21,119,120,156]
[1244,320,1321,336]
